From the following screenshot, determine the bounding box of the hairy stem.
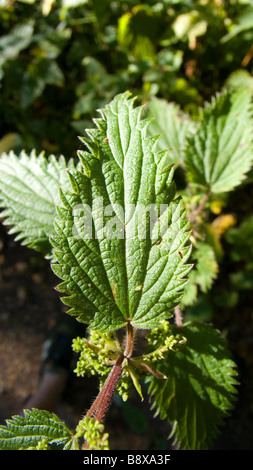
[85,355,124,424]
[82,322,137,449]
[82,354,124,449]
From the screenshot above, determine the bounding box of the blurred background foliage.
[1,0,253,329]
[1,0,253,159]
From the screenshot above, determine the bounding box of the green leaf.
[0,21,34,61]
[20,59,65,108]
[225,215,253,270]
[51,92,192,332]
[184,90,253,193]
[221,6,253,43]
[0,409,74,450]
[0,150,78,255]
[181,242,219,307]
[146,98,196,165]
[193,243,218,293]
[147,321,238,450]
[117,5,160,61]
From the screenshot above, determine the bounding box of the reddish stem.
[82,322,136,449]
[124,321,135,358]
[85,355,124,423]
[175,305,183,328]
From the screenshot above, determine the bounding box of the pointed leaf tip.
[52,92,192,332]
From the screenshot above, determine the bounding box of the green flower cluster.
[72,324,187,406]
[73,338,108,378]
[72,329,120,378]
[115,366,133,402]
[35,439,50,450]
[72,330,136,401]
[76,417,109,450]
[24,439,49,450]
[146,320,187,361]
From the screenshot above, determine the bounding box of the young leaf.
[147,321,238,450]
[184,90,253,193]
[0,409,75,450]
[0,150,78,256]
[146,98,196,165]
[51,92,192,332]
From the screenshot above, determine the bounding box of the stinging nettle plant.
[0,89,252,450]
